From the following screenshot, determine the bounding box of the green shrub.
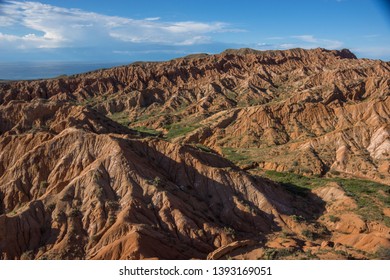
[375,247,390,260]
[20,250,34,260]
[39,180,49,189]
[69,207,81,217]
[263,248,294,260]
[291,215,305,222]
[152,176,161,186]
[106,201,120,211]
[223,227,236,239]
[329,215,340,223]
[301,229,314,240]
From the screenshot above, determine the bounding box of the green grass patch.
[164,124,200,139]
[263,170,325,190]
[224,90,237,101]
[221,147,250,164]
[193,143,213,153]
[131,111,160,124]
[262,170,390,227]
[132,126,161,136]
[328,177,390,226]
[108,111,130,126]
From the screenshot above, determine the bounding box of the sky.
[0,0,389,62]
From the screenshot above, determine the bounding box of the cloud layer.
[259,35,343,51]
[0,1,230,49]
[1,1,387,61]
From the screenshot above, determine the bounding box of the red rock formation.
[0,48,389,259]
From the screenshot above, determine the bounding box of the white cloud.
[113,49,187,56]
[161,22,226,33]
[144,17,161,21]
[0,1,232,49]
[362,34,380,38]
[266,36,283,40]
[0,32,60,49]
[260,35,343,50]
[292,35,343,48]
[352,47,390,60]
[320,39,343,49]
[290,35,343,49]
[175,35,211,46]
[280,43,297,49]
[291,35,317,43]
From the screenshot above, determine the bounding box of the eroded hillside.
[1,48,388,183]
[0,48,389,259]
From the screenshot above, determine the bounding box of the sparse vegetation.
[20,250,35,260]
[106,201,120,211]
[263,170,390,227]
[329,215,340,223]
[108,214,116,224]
[39,180,48,189]
[333,178,390,227]
[263,170,324,190]
[223,227,236,239]
[302,249,319,260]
[149,176,162,187]
[291,214,305,222]
[193,143,213,153]
[38,180,49,196]
[301,229,315,240]
[54,210,66,222]
[69,207,81,218]
[46,203,56,212]
[263,248,295,260]
[164,123,200,139]
[374,247,390,260]
[222,147,250,164]
[132,126,162,137]
[280,231,294,239]
[95,186,104,197]
[108,111,130,126]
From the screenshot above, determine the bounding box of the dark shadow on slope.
[1,132,326,260]
[112,137,284,255]
[256,175,326,223]
[0,192,4,215]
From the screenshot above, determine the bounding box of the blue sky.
[0,0,389,62]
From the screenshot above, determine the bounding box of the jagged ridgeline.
[0,48,389,260]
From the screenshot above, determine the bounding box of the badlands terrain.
[0,48,389,259]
